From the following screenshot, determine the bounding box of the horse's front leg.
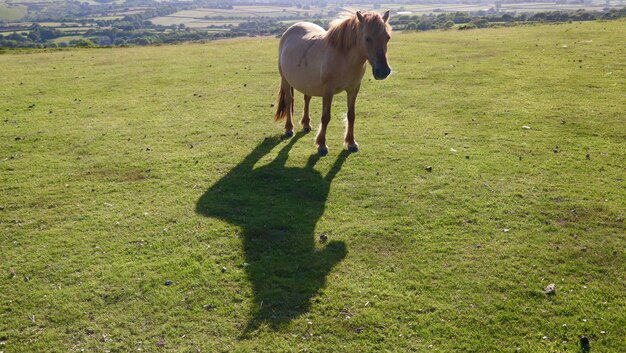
[301,94,312,132]
[345,86,360,152]
[315,93,333,156]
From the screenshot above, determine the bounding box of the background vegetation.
[1,0,625,47]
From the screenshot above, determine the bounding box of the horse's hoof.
[303,126,312,133]
[317,146,328,156]
[347,145,359,153]
[283,130,294,138]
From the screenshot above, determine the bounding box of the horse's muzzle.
[373,65,392,80]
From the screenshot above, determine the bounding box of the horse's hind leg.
[281,78,295,138]
[301,94,312,132]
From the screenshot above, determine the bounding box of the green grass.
[58,27,91,33]
[1,20,625,352]
[51,35,83,43]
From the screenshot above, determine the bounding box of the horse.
[273,10,392,155]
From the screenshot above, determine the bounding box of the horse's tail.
[273,86,293,122]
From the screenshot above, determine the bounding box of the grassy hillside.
[0,3,26,21]
[1,21,625,352]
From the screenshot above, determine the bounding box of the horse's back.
[281,22,325,44]
[279,22,328,97]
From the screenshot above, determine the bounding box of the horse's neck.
[325,24,367,67]
[345,46,367,69]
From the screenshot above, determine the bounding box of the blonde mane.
[325,11,391,51]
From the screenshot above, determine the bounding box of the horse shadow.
[195,132,349,334]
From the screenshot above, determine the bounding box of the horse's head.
[357,10,392,80]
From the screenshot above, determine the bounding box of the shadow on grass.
[195,132,349,334]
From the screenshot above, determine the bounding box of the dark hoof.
[303,126,312,133]
[282,130,294,139]
[317,147,328,156]
[347,145,359,153]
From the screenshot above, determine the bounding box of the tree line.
[394,7,626,31]
[1,7,625,49]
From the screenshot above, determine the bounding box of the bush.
[135,38,151,45]
[71,39,97,48]
[458,23,477,30]
[471,18,490,28]
[442,20,455,29]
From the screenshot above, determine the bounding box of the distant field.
[36,22,89,27]
[0,3,27,21]
[1,21,86,27]
[105,7,150,16]
[0,29,29,34]
[149,15,203,27]
[148,2,626,27]
[0,1,145,24]
[83,15,125,20]
[154,6,325,20]
[149,5,327,29]
[183,22,235,30]
[0,26,23,32]
[0,26,88,36]
[150,16,241,27]
[356,1,622,14]
[51,34,81,43]
[57,27,90,32]
[5,0,125,4]
[500,2,614,12]
[0,0,49,3]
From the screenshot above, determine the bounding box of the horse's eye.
[365,37,372,43]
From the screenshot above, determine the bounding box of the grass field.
[0,3,26,21]
[1,20,625,352]
[56,27,90,32]
[51,35,82,43]
[149,5,328,28]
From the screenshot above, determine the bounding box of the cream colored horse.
[274,10,392,155]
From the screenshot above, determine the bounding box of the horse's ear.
[356,11,365,23]
[382,10,390,23]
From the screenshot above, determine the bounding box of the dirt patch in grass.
[556,205,625,229]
